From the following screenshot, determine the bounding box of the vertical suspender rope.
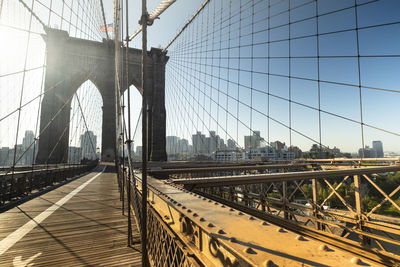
[140,0,149,264]
[124,0,133,246]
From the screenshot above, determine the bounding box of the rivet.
[319,244,329,251]
[230,237,237,243]
[295,235,306,241]
[218,229,226,234]
[207,223,215,227]
[188,209,192,213]
[264,259,277,267]
[182,206,186,209]
[350,257,363,265]
[244,247,257,254]
[214,202,218,205]
[177,203,182,206]
[261,221,269,226]
[238,212,244,215]
[229,208,235,211]
[193,213,198,217]
[277,228,287,233]
[151,201,155,204]
[200,218,206,222]
[221,205,225,208]
[203,197,207,200]
[208,200,212,203]
[249,216,255,220]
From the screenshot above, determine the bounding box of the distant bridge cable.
[12,0,37,171]
[174,57,400,139]
[127,0,177,42]
[162,0,209,52]
[2,72,96,176]
[74,94,98,160]
[99,0,110,40]
[17,0,46,30]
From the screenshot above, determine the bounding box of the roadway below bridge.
[0,164,141,266]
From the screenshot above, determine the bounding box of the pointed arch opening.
[67,80,103,163]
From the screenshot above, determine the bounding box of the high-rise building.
[208,131,217,154]
[271,141,286,152]
[136,146,142,156]
[358,146,377,158]
[80,131,97,160]
[244,131,261,149]
[11,145,24,166]
[217,138,226,151]
[68,146,82,163]
[22,130,35,165]
[372,141,384,158]
[227,139,236,150]
[192,131,208,154]
[0,147,9,166]
[178,138,190,153]
[166,136,180,155]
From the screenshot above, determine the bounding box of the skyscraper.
[22,130,35,165]
[227,139,236,150]
[166,136,180,155]
[372,141,384,158]
[80,131,97,160]
[192,131,208,154]
[68,147,82,163]
[0,147,9,166]
[244,131,261,149]
[178,138,190,153]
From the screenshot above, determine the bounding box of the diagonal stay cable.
[175,58,400,138]
[75,94,97,158]
[3,72,95,176]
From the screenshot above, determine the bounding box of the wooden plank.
[0,165,141,266]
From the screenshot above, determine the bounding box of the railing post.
[229,186,235,202]
[282,181,288,220]
[354,174,367,246]
[243,185,249,206]
[260,183,266,212]
[312,179,320,230]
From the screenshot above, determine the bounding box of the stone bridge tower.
[35,29,167,163]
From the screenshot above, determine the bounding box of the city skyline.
[0,129,98,166]
[164,129,390,156]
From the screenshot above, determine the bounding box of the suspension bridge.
[1,0,400,266]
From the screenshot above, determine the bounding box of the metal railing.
[172,165,400,264]
[0,164,96,205]
[118,165,200,266]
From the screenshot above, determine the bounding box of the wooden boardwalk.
[0,165,141,266]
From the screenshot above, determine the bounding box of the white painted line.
[0,166,106,256]
[13,252,42,267]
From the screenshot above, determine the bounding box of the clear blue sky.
[157,0,400,153]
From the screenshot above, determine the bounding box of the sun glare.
[0,26,46,75]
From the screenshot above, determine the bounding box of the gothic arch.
[36,28,167,164]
